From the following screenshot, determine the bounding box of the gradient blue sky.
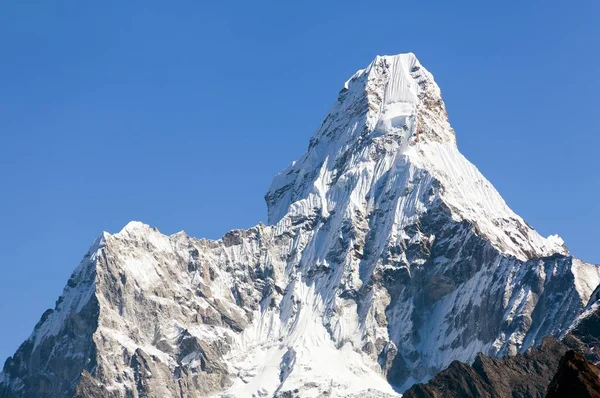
[1,0,599,363]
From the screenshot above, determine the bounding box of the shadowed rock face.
[565,287,600,365]
[546,351,600,398]
[1,53,599,398]
[404,292,600,398]
[403,337,568,398]
[1,259,100,398]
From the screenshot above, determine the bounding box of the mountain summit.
[1,53,597,398]
[266,53,566,260]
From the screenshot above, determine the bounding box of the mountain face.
[403,336,569,398]
[1,53,599,398]
[403,285,600,397]
[546,350,600,398]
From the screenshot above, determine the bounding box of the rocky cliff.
[404,285,600,397]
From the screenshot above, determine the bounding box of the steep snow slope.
[1,53,598,398]
[266,54,566,261]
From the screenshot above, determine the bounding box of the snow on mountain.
[266,53,566,261]
[1,53,597,398]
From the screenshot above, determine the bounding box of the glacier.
[1,53,598,398]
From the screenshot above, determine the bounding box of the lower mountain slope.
[404,286,600,397]
[546,350,600,398]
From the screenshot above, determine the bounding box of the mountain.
[403,286,600,397]
[403,336,569,398]
[546,350,600,398]
[1,53,598,398]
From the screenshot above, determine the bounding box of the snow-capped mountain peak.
[1,53,595,398]
[266,53,566,261]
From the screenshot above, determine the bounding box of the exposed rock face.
[404,287,600,397]
[403,337,568,398]
[546,351,600,398]
[566,285,600,365]
[1,53,599,398]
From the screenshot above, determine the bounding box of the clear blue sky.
[1,0,599,363]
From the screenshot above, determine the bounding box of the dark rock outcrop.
[405,297,600,397]
[404,337,568,398]
[546,350,600,398]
